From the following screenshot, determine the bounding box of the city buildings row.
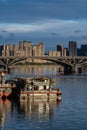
[68,41,87,56]
[0,41,67,59]
[0,41,45,63]
[46,41,87,57]
[0,40,87,59]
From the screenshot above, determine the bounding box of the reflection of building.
[13,65,63,76]
[19,100,61,120]
[69,41,77,56]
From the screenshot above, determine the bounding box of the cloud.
[74,30,82,33]
[10,32,14,36]
[0,0,87,24]
[0,0,87,47]
[4,33,15,42]
[81,35,87,39]
[0,19,87,38]
[0,29,8,33]
[0,35,3,40]
[50,32,57,36]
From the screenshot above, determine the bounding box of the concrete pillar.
[78,67,83,73]
[72,66,83,74]
[64,65,79,74]
[71,66,77,73]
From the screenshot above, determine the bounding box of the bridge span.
[0,56,87,74]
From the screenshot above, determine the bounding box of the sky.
[0,0,87,51]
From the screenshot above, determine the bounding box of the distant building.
[57,45,66,56]
[69,41,77,56]
[0,45,4,56]
[37,42,44,56]
[2,44,10,56]
[19,41,33,56]
[32,42,45,63]
[65,48,69,56]
[77,48,81,56]
[0,41,45,63]
[80,44,87,56]
[48,51,61,57]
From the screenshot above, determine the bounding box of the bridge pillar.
[71,66,78,73]
[71,66,83,74]
[64,65,79,74]
[78,67,83,73]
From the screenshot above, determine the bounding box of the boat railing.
[21,89,61,94]
[0,83,16,88]
[33,81,50,86]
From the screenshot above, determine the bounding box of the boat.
[15,76,62,101]
[0,71,16,99]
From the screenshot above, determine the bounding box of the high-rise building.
[19,41,33,56]
[0,45,4,56]
[32,42,45,63]
[2,44,10,56]
[81,44,87,56]
[69,41,77,56]
[57,45,66,56]
[37,42,44,56]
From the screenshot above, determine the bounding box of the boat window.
[44,85,46,90]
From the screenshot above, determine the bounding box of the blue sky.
[0,0,87,51]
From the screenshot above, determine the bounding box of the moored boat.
[0,71,16,99]
[15,76,62,101]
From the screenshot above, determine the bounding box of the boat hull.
[0,86,16,99]
[20,90,62,101]
[3,91,12,98]
[0,91,3,98]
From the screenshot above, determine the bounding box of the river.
[0,65,87,130]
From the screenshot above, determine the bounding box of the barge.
[16,76,62,101]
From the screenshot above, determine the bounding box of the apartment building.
[0,41,45,63]
[69,41,77,56]
[57,45,66,57]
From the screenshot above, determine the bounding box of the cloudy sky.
[0,0,87,51]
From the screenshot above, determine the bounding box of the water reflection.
[0,99,11,129]
[0,65,87,130]
[0,99,61,130]
[17,100,61,121]
[12,65,62,77]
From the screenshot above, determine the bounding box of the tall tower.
[69,41,77,56]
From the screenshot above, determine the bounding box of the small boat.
[15,76,62,101]
[0,71,16,99]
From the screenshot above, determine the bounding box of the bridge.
[0,56,87,74]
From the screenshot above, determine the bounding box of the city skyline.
[0,0,87,51]
[0,40,87,57]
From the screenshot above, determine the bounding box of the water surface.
[0,66,87,130]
